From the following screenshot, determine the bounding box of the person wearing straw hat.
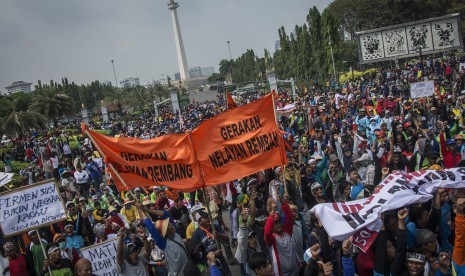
[106,206,130,231]
[42,243,74,275]
[26,230,48,276]
[60,169,76,201]
[136,205,190,276]
[120,198,140,223]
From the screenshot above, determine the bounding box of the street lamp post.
[227,41,232,60]
[111,59,118,87]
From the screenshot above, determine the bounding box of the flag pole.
[82,125,138,201]
[186,132,222,249]
[36,230,52,275]
[271,91,289,195]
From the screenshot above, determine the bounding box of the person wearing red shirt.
[439,127,461,169]
[3,241,30,276]
[264,198,298,276]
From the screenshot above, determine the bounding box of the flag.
[226,91,238,109]
[83,126,203,192]
[191,93,287,185]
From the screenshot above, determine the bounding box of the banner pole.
[271,91,289,195]
[186,132,222,249]
[83,126,137,201]
[36,229,52,275]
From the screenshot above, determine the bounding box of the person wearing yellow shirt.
[186,205,203,238]
[120,199,140,223]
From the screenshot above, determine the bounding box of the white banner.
[312,168,465,252]
[410,80,435,99]
[0,173,14,187]
[0,180,66,237]
[81,238,119,276]
[276,103,297,114]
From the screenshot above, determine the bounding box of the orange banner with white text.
[191,93,287,185]
[83,128,203,192]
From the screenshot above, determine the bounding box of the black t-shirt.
[169,205,189,220]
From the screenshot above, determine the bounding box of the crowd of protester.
[1,52,465,275]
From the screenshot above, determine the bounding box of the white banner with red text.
[311,168,465,252]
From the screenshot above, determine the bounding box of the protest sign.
[410,80,435,98]
[276,103,297,114]
[312,168,465,252]
[0,173,14,187]
[0,180,66,237]
[191,93,287,185]
[81,238,119,276]
[83,128,203,191]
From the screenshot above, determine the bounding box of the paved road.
[188,90,220,103]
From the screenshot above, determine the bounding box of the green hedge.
[0,160,31,189]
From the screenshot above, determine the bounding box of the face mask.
[58,242,66,250]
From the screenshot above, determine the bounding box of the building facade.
[3,81,33,95]
[120,77,140,88]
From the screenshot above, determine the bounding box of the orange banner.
[83,129,203,192]
[191,93,287,185]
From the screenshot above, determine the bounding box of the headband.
[48,246,60,254]
[406,252,425,263]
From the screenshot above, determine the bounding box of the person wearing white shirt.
[74,165,89,195]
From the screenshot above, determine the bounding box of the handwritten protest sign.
[410,80,434,98]
[0,180,66,237]
[0,173,14,187]
[81,238,119,276]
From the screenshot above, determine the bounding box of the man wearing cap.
[61,169,77,201]
[264,198,298,276]
[116,225,151,276]
[235,208,262,276]
[137,205,190,276]
[439,124,461,168]
[307,182,327,209]
[303,155,327,197]
[120,199,140,223]
[132,187,145,202]
[391,208,428,276]
[322,154,346,202]
[26,230,48,276]
[192,208,232,275]
[100,187,116,210]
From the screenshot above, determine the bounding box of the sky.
[0,0,332,91]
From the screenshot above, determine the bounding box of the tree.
[207,73,225,83]
[0,102,46,138]
[219,59,236,84]
[29,86,75,127]
[321,9,342,80]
